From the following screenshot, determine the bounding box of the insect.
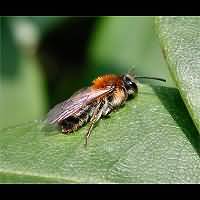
[46,73,166,146]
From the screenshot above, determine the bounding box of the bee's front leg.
[84,100,109,147]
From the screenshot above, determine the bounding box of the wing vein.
[46,86,114,124]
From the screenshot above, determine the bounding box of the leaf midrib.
[0,170,81,183]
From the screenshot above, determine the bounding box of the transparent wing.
[46,86,114,124]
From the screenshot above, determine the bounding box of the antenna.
[135,76,166,82]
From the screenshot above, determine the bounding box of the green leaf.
[156,17,200,134]
[0,84,200,183]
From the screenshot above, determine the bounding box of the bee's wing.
[46,86,114,124]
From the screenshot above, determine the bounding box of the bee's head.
[122,71,166,96]
[121,74,138,95]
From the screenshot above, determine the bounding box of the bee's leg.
[60,116,80,134]
[84,102,103,147]
[61,126,70,133]
[102,102,113,116]
[61,124,73,134]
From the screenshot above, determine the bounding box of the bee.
[46,73,166,146]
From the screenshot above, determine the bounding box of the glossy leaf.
[156,16,200,133]
[0,84,199,183]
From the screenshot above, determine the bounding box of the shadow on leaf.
[152,85,200,157]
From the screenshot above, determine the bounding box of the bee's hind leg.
[60,124,72,134]
[61,127,71,134]
[59,116,80,135]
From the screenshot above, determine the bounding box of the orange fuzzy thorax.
[92,74,122,89]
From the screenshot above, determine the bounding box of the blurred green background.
[0,16,175,129]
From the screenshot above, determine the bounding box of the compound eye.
[127,80,133,86]
[123,75,138,94]
[125,77,133,86]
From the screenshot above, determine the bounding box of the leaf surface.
[156,17,200,133]
[0,84,200,183]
